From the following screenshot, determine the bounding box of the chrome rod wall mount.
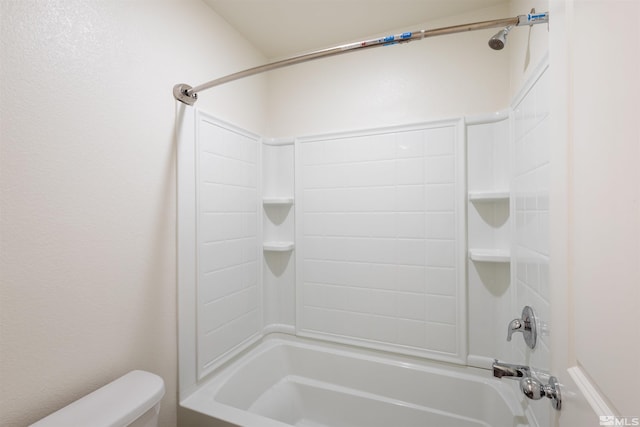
[174,11,549,105]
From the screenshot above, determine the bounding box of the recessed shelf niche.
[261,139,296,330]
[465,113,512,370]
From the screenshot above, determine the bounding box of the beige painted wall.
[559,0,640,418]
[265,3,512,138]
[548,0,640,424]
[0,1,267,426]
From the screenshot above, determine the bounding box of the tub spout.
[492,359,531,380]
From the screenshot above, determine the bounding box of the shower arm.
[173,12,548,105]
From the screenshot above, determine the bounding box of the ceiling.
[203,0,508,59]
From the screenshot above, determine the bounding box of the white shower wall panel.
[296,123,466,362]
[196,115,262,378]
[512,66,551,360]
[510,63,551,426]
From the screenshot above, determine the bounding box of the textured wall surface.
[0,1,266,426]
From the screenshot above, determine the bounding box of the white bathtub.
[180,334,530,427]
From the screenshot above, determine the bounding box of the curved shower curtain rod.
[173,11,548,105]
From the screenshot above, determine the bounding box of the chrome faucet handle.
[520,376,562,410]
[506,318,523,341]
[506,306,537,349]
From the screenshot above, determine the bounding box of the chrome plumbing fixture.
[493,360,562,411]
[507,305,537,349]
[520,376,562,410]
[488,25,513,50]
[489,9,549,50]
[492,360,531,380]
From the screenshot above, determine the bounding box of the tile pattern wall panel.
[297,124,465,361]
[196,116,261,377]
[511,66,551,424]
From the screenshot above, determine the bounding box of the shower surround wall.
[178,116,468,397]
[511,62,551,426]
[178,83,551,427]
[296,124,466,361]
[179,63,549,398]
[196,115,262,378]
[176,3,551,424]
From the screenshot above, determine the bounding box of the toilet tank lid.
[30,370,165,427]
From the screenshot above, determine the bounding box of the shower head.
[488,26,513,50]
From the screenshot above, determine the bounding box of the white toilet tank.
[30,370,165,427]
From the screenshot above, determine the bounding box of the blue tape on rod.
[528,13,547,22]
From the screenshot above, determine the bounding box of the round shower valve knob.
[520,376,562,410]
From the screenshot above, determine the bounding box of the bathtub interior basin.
[180,334,530,427]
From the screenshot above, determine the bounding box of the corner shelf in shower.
[263,241,295,252]
[262,196,294,206]
[468,249,510,263]
[468,190,509,202]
